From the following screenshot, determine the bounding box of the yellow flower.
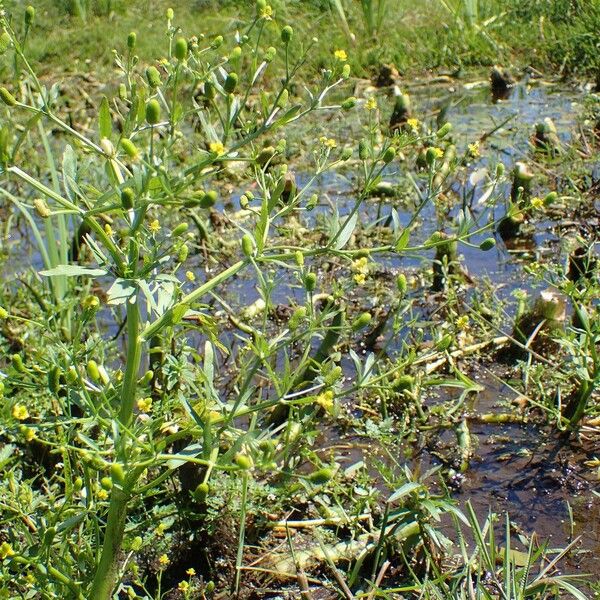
[149,219,161,233]
[97,488,109,500]
[12,404,29,420]
[104,223,113,236]
[530,196,544,209]
[467,141,480,158]
[365,97,377,111]
[158,553,170,567]
[260,4,273,18]
[351,256,369,275]
[137,397,152,413]
[155,522,167,537]
[316,390,334,414]
[407,118,419,130]
[0,542,15,560]
[431,147,444,159]
[178,581,190,591]
[82,295,100,310]
[456,315,469,330]
[0,306,8,319]
[186,567,196,576]
[353,273,366,285]
[209,141,225,156]
[185,271,195,282]
[19,425,36,442]
[334,49,347,62]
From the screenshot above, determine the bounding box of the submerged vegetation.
[0,1,599,598]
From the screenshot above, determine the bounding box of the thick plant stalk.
[90,299,141,599]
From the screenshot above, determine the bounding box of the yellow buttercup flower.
[468,141,480,158]
[260,4,273,18]
[407,118,419,130]
[178,581,190,591]
[97,488,109,500]
[12,404,29,420]
[209,141,225,156]
[530,196,544,209]
[334,49,347,62]
[185,271,196,282]
[186,567,196,576]
[456,315,469,330]
[365,97,377,111]
[137,397,152,413]
[158,553,170,567]
[431,147,444,159]
[316,390,334,414]
[149,219,161,233]
[0,542,15,559]
[0,306,8,319]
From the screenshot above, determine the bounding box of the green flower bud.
[25,6,35,26]
[203,80,216,99]
[543,191,558,206]
[306,194,318,210]
[234,452,253,470]
[341,96,357,111]
[48,366,60,394]
[166,7,174,19]
[100,476,113,491]
[0,87,17,107]
[205,582,215,593]
[110,463,126,485]
[230,46,242,60]
[193,482,210,502]
[382,146,396,164]
[73,476,83,491]
[358,139,369,160]
[241,233,254,257]
[256,0,267,10]
[121,187,135,210]
[393,374,415,391]
[139,370,154,386]
[281,25,293,44]
[130,536,143,551]
[294,251,304,266]
[171,222,189,237]
[309,467,334,485]
[240,194,249,209]
[174,37,188,61]
[66,366,78,384]
[436,122,452,138]
[87,360,101,383]
[127,31,136,50]
[495,163,505,178]
[304,272,317,292]
[121,138,139,159]
[224,72,238,94]
[211,35,224,49]
[479,237,495,251]
[145,99,161,125]
[396,273,407,295]
[340,147,353,161]
[342,64,351,79]
[352,312,372,331]
[118,83,127,101]
[426,146,441,166]
[145,66,162,88]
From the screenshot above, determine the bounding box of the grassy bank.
[3,0,600,82]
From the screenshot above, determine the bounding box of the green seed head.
[145,99,161,125]
[241,233,254,257]
[121,187,135,210]
[234,452,253,470]
[193,482,210,502]
[178,244,189,263]
[341,96,357,111]
[127,31,136,50]
[281,25,293,44]
[145,66,162,88]
[47,366,60,394]
[342,64,351,79]
[358,140,369,160]
[166,7,174,19]
[12,354,25,373]
[171,222,189,237]
[264,46,277,62]
[87,360,101,383]
[33,198,51,218]
[352,312,372,331]
[256,0,267,10]
[0,32,11,55]
[382,146,396,164]
[288,306,307,330]
[211,35,224,49]
[495,163,505,178]
[396,273,407,295]
[230,46,242,60]
[100,477,113,491]
[224,72,238,94]
[340,147,353,161]
[25,6,35,26]
[203,80,216,100]
[0,87,17,107]
[201,190,218,208]
[479,237,496,251]
[121,138,139,159]
[110,463,126,485]
[436,122,452,138]
[309,467,334,485]
[543,191,558,206]
[174,37,188,61]
[304,272,317,292]
[277,89,289,108]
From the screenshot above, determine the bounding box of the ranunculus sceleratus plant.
[0,2,499,597]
